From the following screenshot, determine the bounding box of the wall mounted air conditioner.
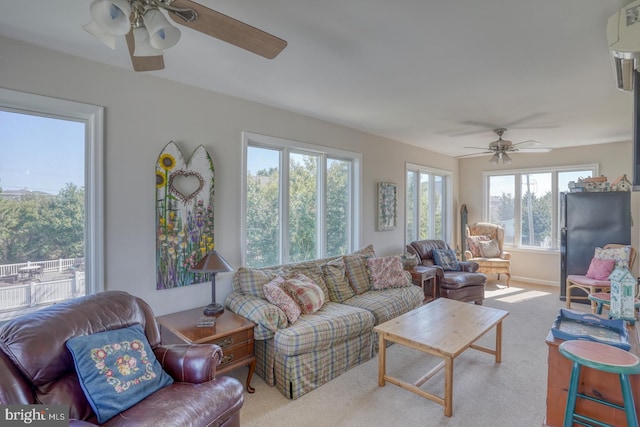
[608,0,640,91]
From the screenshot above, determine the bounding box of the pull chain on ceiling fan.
[84,0,287,72]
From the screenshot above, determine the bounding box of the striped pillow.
[343,254,371,294]
[284,276,325,314]
[263,277,301,324]
[321,259,355,303]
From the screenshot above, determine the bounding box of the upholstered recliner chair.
[0,291,244,427]
[406,239,486,305]
[464,222,512,287]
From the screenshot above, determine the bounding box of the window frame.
[483,163,598,251]
[405,163,453,245]
[0,88,104,295]
[241,132,362,266]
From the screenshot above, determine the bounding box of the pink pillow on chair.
[585,258,616,280]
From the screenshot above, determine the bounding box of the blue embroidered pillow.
[66,324,173,424]
[432,249,461,271]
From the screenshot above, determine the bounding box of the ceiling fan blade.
[456,151,492,158]
[168,0,287,59]
[517,147,554,153]
[125,31,165,71]
[463,146,492,150]
[513,139,541,148]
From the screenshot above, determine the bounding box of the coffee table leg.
[444,357,453,417]
[495,321,503,363]
[378,334,386,386]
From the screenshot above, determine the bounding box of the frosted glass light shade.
[83,20,117,49]
[90,0,132,36]
[133,27,163,56]
[502,153,512,165]
[489,153,500,165]
[143,8,181,50]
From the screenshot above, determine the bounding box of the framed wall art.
[377,182,397,231]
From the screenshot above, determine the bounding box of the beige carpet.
[228,280,586,427]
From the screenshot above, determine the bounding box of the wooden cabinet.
[544,326,640,426]
[157,308,256,393]
[409,266,439,303]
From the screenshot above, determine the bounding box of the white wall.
[0,36,458,315]
[458,140,639,286]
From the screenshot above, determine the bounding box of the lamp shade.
[143,8,181,50]
[133,26,163,57]
[489,152,500,165]
[190,250,234,274]
[502,152,512,165]
[89,0,132,36]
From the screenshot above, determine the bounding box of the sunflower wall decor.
[155,141,215,290]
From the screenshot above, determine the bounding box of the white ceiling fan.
[83,0,287,72]
[456,128,553,164]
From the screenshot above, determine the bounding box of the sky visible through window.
[0,110,84,194]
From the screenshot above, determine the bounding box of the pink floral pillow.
[367,256,410,290]
[263,277,301,324]
[466,235,491,257]
[284,275,325,314]
[585,257,616,280]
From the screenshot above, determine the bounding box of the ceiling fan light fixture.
[89,0,132,36]
[502,152,512,165]
[83,20,117,49]
[132,26,163,57]
[489,153,500,165]
[143,8,181,50]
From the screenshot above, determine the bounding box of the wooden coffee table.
[373,298,508,416]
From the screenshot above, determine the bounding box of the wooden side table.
[410,266,439,303]
[157,308,256,393]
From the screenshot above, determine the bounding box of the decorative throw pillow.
[66,324,174,424]
[466,235,491,258]
[263,277,301,324]
[594,246,631,269]
[321,259,356,303]
[478,239,501,258]
[585,257,616,280]
[367,256,411,290]
[343,254,371,294]
[432,249,461,271]
[284,277,325,314]
[236,267,282,299]
[287,262,330,301]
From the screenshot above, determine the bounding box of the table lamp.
[190,250,234,316]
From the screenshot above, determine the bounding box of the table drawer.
[212,329,249,350]
[219,343,252,367]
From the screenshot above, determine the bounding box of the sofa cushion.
[594,246,631,269]
[585,257,616,280]
[343,254,372,294]
[236,267,283,299]
[264,277,302,324]
[433,249,461,271]
[66,324,174,424]
[466,235,491,258]
[284,275,325,314]
[367,256,411,289]
[477,239,501,258]
[286,262,330,301]
[321,259,356,303]
[273,302,375,355]
[343,286,423,325]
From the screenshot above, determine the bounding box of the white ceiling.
[0,0,636,157]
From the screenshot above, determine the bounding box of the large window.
[485,165,596,250]
[243,133,361,268]
[406,164,452,244]
[0,89,103,321]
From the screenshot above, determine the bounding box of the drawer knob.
[217,337,233,348]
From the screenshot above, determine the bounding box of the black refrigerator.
[560,191,632,301]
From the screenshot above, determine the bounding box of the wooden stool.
[588,292,640,325]
[559,340,640,427]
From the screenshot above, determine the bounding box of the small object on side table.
[157,307,257,393]
[196,316,217,327]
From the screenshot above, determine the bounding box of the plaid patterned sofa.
[225,245,424,399]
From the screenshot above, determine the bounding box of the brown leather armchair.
[407,239,486,305]
[0,291,244,427]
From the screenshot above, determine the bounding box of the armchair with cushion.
[406,239,486,305]
[464,222,512,287]
[0,291,244,427]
